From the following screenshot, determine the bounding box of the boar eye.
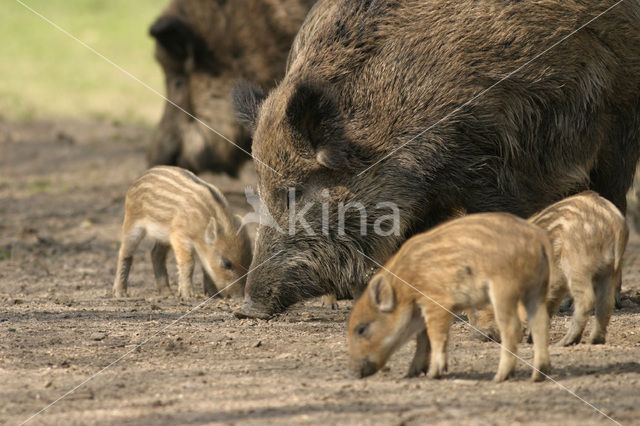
[355,323,370,337]
[281,187,303,210]
[220,258,233,270]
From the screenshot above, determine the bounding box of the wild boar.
[148,0,315,175]
[112,166,252,299]
[233,0,640,319]
[530,191,629,345]
[348,213,552,382]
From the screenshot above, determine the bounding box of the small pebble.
[90,332,107,341]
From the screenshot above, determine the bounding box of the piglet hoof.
[321,294,339,310]
[426,364,446,380]
[587,334,605,345]
[179,289,195,300]
[614,292,623,309]
[405,365,427,378]
[492,370,514,383]
[157,287,172,297]
[555,335,580,347]
[426,370,441,380]
[531,364,551,382]
[113,289,128,298]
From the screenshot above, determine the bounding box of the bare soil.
[1,120,640,425]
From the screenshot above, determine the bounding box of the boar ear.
[368,275,395,313]
[286,81,347,170]
[150,16,213,70]
[232,81,266,135]
[204,218,218,245]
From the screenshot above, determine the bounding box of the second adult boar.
[148,0,315,175]
[234,0,640,318]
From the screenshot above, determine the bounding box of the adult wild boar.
[233,0,640,318]
[148,0,315,175]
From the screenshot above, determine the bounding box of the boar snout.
[234,299,273,320]
[147,126,181,168]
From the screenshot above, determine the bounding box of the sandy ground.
[1,120,640,425]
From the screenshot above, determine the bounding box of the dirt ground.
[1,119,640,426]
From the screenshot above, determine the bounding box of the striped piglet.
[113,166,252,299]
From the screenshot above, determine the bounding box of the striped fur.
[348,213,551,382]
[113,166,252,299]
[529,191,629,346]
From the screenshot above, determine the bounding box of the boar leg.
[113,224,145,298]
[492,300,522,382]
[557,273,594,346]
[524,299,550,382]
[151,242,172,296]
[424,308,451,379]
[406,328,430,378]
[170,235,195,300]
[321,293,339,310]
[588,270,616,345]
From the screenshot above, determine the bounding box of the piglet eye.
[356,323,369,337]
[221,258,233,270]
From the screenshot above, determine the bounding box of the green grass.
[0,0,166,124]
[27,179,52,194]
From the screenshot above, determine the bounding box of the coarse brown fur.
[233,0,640,318]
[148,0,315,175]
[112,166,252,299]
[348,213,552,382]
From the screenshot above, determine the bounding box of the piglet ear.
[204,218,218,245]
[232,81,266,136]
[368,275,395,313]
[286,81,347,170]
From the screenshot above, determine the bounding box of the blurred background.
[1,0,164,125]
